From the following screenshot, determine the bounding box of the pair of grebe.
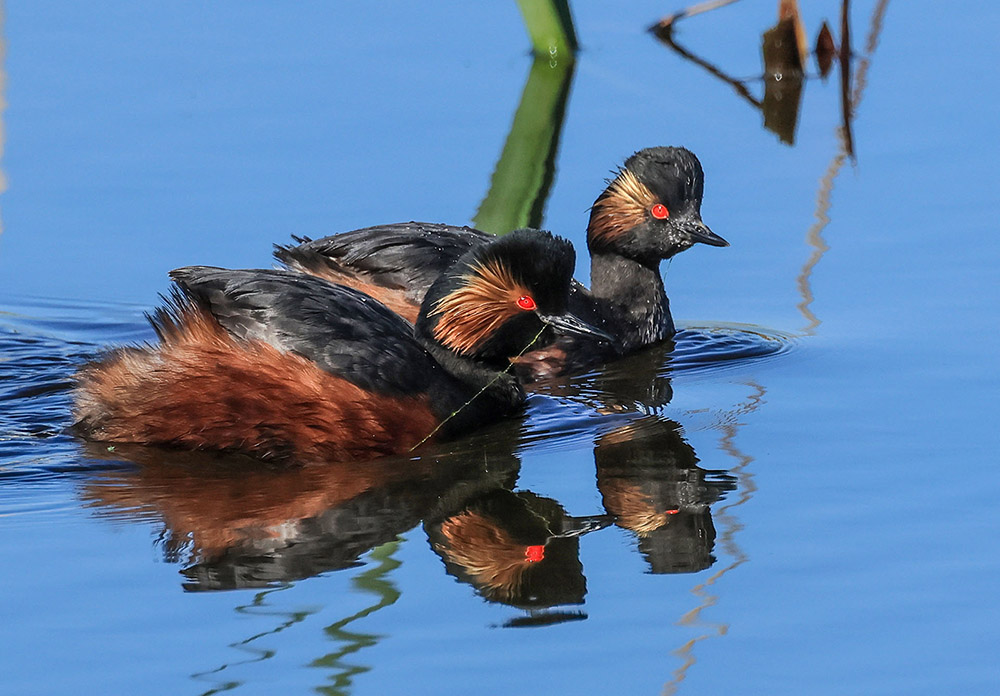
[74,147,726,464]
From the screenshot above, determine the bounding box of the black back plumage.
[168,267,439,395]
[274,222,493,304]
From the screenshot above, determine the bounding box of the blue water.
[3,2,1000,694]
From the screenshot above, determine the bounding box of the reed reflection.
[473,54,575,236]
[651,0,857,148]
[663,381,762,694]
[651,0,891,333]
[797,0,889,333]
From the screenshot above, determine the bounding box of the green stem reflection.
[312,540,403,696]
[515,0,578,59]
[193,585,316,696]
[473,54,575,236]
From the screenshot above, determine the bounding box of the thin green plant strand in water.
[409,325,547,452]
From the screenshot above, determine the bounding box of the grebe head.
[417,228,612,368]
[588,146,728,264]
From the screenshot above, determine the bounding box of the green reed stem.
[515,0,578,58]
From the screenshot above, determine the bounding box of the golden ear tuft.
[431,258,532,354]
[590,169,659,243]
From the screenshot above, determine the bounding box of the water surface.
[2,2,999,695]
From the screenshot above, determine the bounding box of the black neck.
[589,252,674,349]
[420,340,526,438]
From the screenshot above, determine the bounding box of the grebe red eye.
[524,545,545,563]
[516,295,536,311]
[651,203,669,219]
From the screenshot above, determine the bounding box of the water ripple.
[528,323,796,419]
[0,298,133,477]
[670,323,798,375]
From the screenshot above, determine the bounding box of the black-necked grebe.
[74,229,608,463]
[275,147,727,380]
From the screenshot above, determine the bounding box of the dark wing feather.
[274,222,493,304]
[169,266,440,395]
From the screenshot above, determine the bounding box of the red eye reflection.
[516,295,537,311]
[651,203,669,219]
[524,545,545,563]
